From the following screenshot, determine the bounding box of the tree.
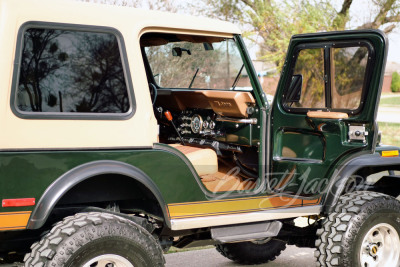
[391,71,400,92]
[202,0,400,69]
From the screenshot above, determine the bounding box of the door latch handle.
[349,125,368,142]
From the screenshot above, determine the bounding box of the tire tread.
[24,212,165,267]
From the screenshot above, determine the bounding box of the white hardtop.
[0,0,241,36]
[0,0,241,150]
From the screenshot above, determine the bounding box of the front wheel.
[315,191,400,267]
[24,212,165,267]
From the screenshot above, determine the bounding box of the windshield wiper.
[188,68,199,89]
[231,64,244,90]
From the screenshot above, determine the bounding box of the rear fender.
[28,160,169,229]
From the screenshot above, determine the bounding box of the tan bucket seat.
[170,144,218,176]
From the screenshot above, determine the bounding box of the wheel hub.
[83,254,134,267]
[360,223,400,267]
[368,243,379,257]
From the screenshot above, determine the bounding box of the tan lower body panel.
[170,205,322,230]
[168,195,321,230]
[0,211,31,231]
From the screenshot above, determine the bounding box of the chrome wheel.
[360,223,400,267]
[83,254,134,267]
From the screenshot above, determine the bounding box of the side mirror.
[286,74,303,103]
[172,47,191,57]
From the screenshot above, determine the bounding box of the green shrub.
[391,72,400,92]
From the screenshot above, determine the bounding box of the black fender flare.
[27,160,170,229]
[323,153,400,213]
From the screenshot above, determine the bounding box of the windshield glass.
[142,33,251,90]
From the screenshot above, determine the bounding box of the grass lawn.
[380,96,400,106]
[378,122,400,147]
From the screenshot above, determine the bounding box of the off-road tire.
[315,191,400,267]
[24,212,165,267]
[215,239,286,265]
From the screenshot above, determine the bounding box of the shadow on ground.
[165,245,314,267]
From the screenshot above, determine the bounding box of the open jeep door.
[270,30,387,196]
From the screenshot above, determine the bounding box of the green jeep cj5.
[0,0,399,266]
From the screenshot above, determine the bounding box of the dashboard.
[156,89,260,151]
[158,107,259,153]
[156,89,256,118]
[172,109,220,138]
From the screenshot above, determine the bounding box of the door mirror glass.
[287,74,303,103]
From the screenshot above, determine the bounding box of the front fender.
[323,153,400,213]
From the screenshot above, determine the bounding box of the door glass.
[331,46,368,109]
[284,44,370,113]
[291,48,325,108]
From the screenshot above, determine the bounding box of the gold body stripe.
[168,196,321,219]
[0,211,31,231]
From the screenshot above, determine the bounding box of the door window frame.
[282,40,375,116]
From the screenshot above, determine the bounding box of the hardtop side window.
[141,32,252,91]
[16,27,130,114]
[284,43,370,113]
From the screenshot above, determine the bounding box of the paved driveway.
[377,106,400,123]
[0,246,314,267]
[165,246,314,267]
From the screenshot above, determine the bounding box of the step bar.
[211,220,282,243]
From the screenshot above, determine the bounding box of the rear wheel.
[24,212,165,267]
[215,238,286,265]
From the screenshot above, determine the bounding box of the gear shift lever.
[164,110,185,145]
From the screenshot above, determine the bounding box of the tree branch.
[384,14,400,24]
[240,0,255,11]
[332,0,353,29]
[373,0,396,24]
[358,14,400,30]
[338,0,353,15]
[384,24,397,33]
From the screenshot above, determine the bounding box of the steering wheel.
[149,83,158,105]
